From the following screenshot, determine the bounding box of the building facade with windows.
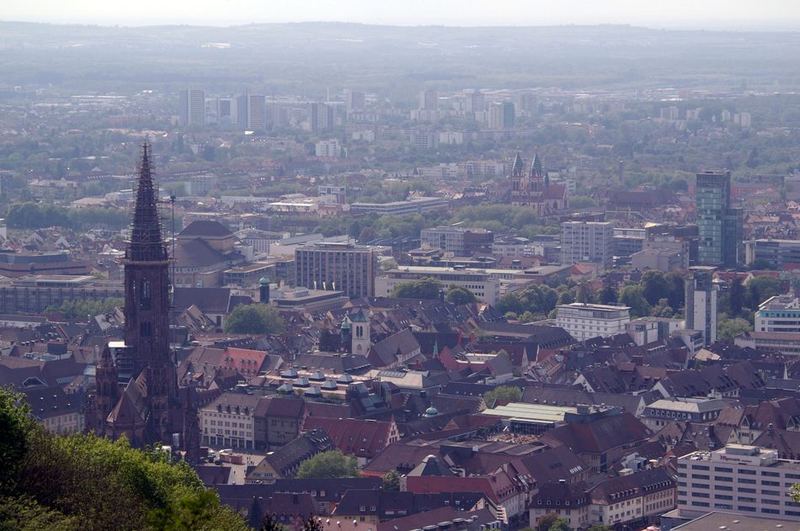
[696,170,743,267]
[375,266,501,304]
[561,221,614,268]
[755,295,800,333]
[745,239,800,269]
[555,303,631,341]
[295,241,378,298]
[677,444,800,520]
[200,393,263,450]
[420,226,494,256]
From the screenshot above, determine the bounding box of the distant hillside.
[1,21,800,94]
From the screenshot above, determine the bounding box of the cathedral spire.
[530,153,543,179]
[128,142,167,263]
[511,152,524,177]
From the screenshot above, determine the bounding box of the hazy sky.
[3,0,800,29]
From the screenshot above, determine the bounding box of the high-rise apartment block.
[179,89,206,128]
[346,90,365,113]
[561,221,614,268]
[696,170,742,267]
[295,241,378,298]
[685,266,718,346]
[236,93,266,131]
[488,101,515,129]
[465,89,485,113]
[419,89,438,111]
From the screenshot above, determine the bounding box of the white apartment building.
[677,445,800,520]
[561,221,614,268]
[555,303,631,341]
[200,392,263,450]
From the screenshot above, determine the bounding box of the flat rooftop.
[673,511,800,530]
[481,402,577,423]
[557,302,632,311]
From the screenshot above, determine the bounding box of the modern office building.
[755,295,800,333]
[561,221,614,268]
[0,275,123,314]
[555,303,631,341]
[685,266,718,346]
[420,226,494,256]
[179,89,205,128]
[677,445,800,520]
[745,239,800,269]
[295,241,378,298]
[613,227,646,257]
[696,171,743,267]
[350,197,449,216]
[375,266,501,304]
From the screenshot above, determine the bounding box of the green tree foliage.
[302,517,323,531]
[664,272,686,310]
[557,290,576,305]
[445,286,477,305]
[651,298,675,318]
[599,284,618,305]
[718,316,753,340]
[382,471,400,491]
[747,276,782,308]
[259,514,286,531]
[619,284,651,317]
[641,271,671,306]
[0,388,35,495]
[46,298,123,320]
[548,519,570,531]
[6,202,129,230]
[535,514,570,531]
[496,285,558,317]
[450,204,559,238]
[390,278,442,300]
[0,387,246,531]
[295,450,358,480]
[483,385,522,407]
[587,525,613,531]
[568,195,597,209]
[0,495,80,531]
[576,283,594,304]
[223,304,285,335]
[729,276,745,317]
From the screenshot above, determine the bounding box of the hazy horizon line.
[2,17,800,33]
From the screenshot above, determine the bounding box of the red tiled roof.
[303,417,395,459]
